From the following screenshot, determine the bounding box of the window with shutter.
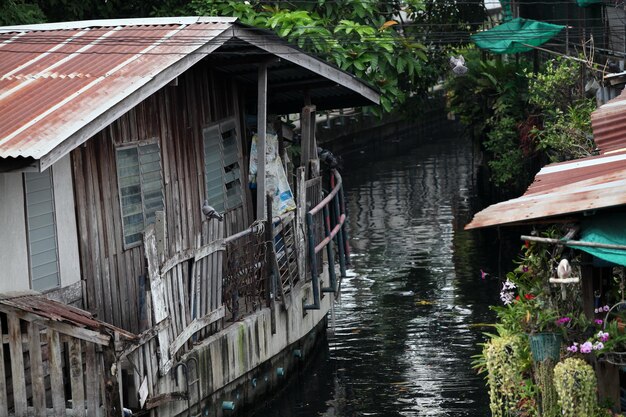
[116,141,164,248]
[203,118,243,213]
[24,169,60,292]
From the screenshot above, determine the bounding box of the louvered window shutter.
[203,118,243,213]
[117,141,164,248]
[24,169,60,291]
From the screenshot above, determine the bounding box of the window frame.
[115,138,164,250]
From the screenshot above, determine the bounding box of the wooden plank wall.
[0,311,105,417]
[72,63,251,334]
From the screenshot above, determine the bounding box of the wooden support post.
[48,329,67,417]
[28,323,46,417]
[0,317,7,417]
[69,338,86,417]
[300,105,316,179]
[296,167,307,282]
[257,62,268,220]
[8,315,27,417]
[266,194,277,334]
[103,340,122,417]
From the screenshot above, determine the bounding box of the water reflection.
[253,128,501,417]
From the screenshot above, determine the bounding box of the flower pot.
[529,333,562,362]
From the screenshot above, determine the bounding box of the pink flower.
[593,342,604,350]
[556,317,571,326]
[604,305,610,312]
[597,331,610,342]
[580,341,593,354]
[567,344,578,353]
[595,319,603,325]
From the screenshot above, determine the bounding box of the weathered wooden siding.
[72,63,251,332]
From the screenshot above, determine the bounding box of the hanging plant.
[484,335,537,417]
[553,358,597,417]
[534,360,559,417]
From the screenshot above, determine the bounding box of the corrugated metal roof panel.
[591,88,626,154]
[0,17,379,167]
[0,19,233,162]
[465,150,626,229]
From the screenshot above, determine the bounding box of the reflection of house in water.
[0,17,379,416]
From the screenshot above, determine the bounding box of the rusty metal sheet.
[591,89,626,154]
[0,292,135,339]
[465,151,626,229]
[0,18,233,162]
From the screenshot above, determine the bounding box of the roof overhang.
[465,151,626,230]
[0,17,380,171]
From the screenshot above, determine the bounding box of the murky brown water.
[253,126,502,417]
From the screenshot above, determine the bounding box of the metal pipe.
[322,204,337,293]
[339,186,351,266]
[304,212,320,310]
[334,191,347,278]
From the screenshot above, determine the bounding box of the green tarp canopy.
[567,213,626,267]
[577,0,602,6]
[471,18,565,54]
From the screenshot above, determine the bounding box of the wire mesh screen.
[223,227,267,322]
[305,176,324,279]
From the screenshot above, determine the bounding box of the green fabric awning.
[577,0,602,6]
[567,213,626,267]
[471,18,565,54]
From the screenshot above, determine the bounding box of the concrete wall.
[155,276,334,417]
[0,154,81,293]
[0,172,29,292]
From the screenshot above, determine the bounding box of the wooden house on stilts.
[0,17,379,416]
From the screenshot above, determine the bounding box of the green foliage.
[553,358,597,417]
[181,0,432,115]
[526,58,596,162]
[447,55,597,191]
[0,0,46,25]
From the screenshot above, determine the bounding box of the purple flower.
[597,331,610,342]
[603,305,610,312]
[556,317,571,326]
[593,342,605,350]
[567,344,579,353]
[595,319,603,326]
[580,341,593,354]
[522,266,529,272]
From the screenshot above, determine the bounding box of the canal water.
[253,126,503,417]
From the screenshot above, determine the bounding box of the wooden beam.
[232,27,380,106]
[257,62,268,220]
[168,306,225,357]
[521,235,626,251]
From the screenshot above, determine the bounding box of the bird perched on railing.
[202,200,223,221]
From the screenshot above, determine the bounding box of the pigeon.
[202,200,223,221]
[449,55,468,76]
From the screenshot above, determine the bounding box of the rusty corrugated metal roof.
[591,88,626,154]
[0,17,234,168]
[0,17,379,170]
[465,150,626,229]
